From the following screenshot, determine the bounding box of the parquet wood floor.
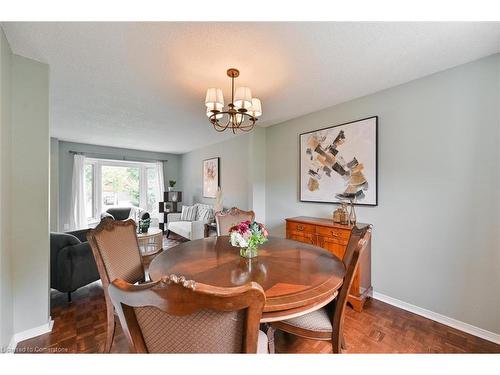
[16,233,500,354]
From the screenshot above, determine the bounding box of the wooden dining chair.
[87,218,147,353]
[108,274,268,353]
[215,207,255,235]
[270,224,372,353]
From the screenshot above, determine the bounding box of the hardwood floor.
[16,233,500,354]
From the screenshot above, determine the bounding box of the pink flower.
[237,223,248,234]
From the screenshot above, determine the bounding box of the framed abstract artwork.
[203,157,220,198]
[299,116,378,206]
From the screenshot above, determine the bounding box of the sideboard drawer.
[316,226,351,243]
[287,231,316,245]
[286,221,316,234]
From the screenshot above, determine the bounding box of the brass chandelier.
[205,68,262,133]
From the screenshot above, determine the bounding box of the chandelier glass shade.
[205,68,262,133]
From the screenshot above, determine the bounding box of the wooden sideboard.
[285,216,372,312]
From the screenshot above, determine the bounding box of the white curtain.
[70,154,87,230]
[154,161,165,223]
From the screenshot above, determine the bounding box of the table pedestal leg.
[266,325,276,354]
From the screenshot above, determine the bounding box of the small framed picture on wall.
[203,157,220,198]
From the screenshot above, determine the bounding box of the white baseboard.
[6,318,54,353]
[373,291,500,345]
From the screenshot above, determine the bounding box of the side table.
[137,228,163,256]
[204,222,218,238]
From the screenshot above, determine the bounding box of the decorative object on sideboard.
[336,193,357,225]
[168,180,176,191]
[299,116,378,206]
[333,202,349,225]
[214,186,223,212]
[229,220,269,259]
[205,68,262,133]
[203,157,220,198]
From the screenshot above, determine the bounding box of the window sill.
[87,220,100,228]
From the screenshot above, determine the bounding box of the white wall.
[0,26,13,350]
[10,54,50,334]
[265,54,500,334]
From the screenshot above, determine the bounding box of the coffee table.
[137,228,163,256]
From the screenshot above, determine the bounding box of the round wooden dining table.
[149,236,346,322]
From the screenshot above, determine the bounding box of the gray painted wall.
[180,127,267,222]
[10,54,50,334]
[56,140,181,231]
[0,26,13,349]
[169,53,500,335]
[265,54,500,334]
[181,133,252,210]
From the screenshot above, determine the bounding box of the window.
[101,165,140,210]
[84,163,96,221]
[146,167,160,217]
[84,158,163,224]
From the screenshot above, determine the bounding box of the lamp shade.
[207,109,223,119]
[234,87,252,110]
[205,88,224,108]
[248,98,262,117]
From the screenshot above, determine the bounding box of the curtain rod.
[68,150,168,163]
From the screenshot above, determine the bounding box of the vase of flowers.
[229,220,269,258]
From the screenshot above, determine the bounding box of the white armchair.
[166,203,215,240]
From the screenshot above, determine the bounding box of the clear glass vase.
[240,245,259,258]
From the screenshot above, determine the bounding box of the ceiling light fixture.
[205,68,262,133]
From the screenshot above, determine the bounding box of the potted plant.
[229,220,269,258]
[139,218,151,233]
[168,180,176,191]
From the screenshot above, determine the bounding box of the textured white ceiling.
[2,22,500,153]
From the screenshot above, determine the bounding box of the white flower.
[230,232,248,248]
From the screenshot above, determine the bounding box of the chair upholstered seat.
[257,330,269,354]
[282,307,333,333]
[270,225,372,353]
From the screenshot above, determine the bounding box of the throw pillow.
[180,205,198,221]
[197,206,215,223]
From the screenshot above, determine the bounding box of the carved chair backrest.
[87,218,145,306]
[215,207,256,236]
[108,275,266,353]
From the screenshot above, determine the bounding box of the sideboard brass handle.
[331,231,339,237]
[297,225,304,231]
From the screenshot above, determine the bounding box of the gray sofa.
[101,207,150,222]
[50,229,100,302]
